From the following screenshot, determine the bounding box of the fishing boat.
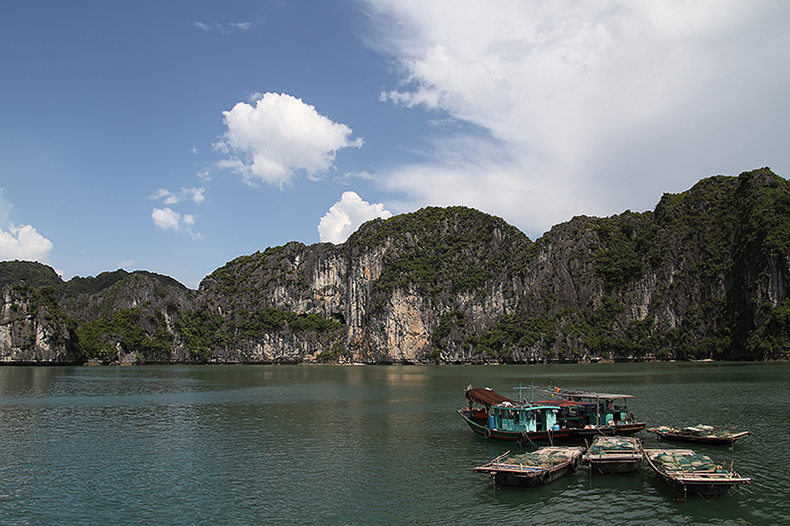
[643,448,751,497]
[473,447,586,487]
[539,388,647,439]
[647,425,752,446]
[458,384,647,444]
[458,387,571,444]
[582,435,644,474]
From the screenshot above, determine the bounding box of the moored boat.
[542,388,647,439]
[643,448,751,497]
[582,435,644,474]
[473,447,586,487]
[647,425,752,446]
[458,387,570,445]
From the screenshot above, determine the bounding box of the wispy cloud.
[193,21,252,34]
[149,187,205,206]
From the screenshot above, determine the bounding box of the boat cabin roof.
[465,387,516,408]
[533,399,589,408]
[558,389,634,400]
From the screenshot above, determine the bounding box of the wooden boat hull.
[485,462,573,487]
[457,410,571,445]
[609,422,647,435]
[643,448,751,497]
[473,448,585,488]
[655,472,740,497]
[586,456,642,474]
[582,436,643,474]
[649,429,751,446]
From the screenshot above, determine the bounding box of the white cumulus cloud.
[0,224,53,262]
[318,191,392,244]
[152,208,181,231]
[215,92,363,187]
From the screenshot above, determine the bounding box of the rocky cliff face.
[2,168,789,364]
[0,285,77,363]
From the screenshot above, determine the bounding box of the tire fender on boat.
[484,428,492,439]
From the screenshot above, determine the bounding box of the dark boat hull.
[644,449,751,497]
[654,471,740,497]
[457,410,570,445]
[582,436,644,474]
[473,448,585,487]
[587,458,641,474]
[489,463,573,487]
[651,430,750,446]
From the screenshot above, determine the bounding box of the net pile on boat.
[588,437,639,454]
[655,425,732,437]
[501,450,572,469]
[682,425,716,436]
[655,452,725,473]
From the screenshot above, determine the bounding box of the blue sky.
[2,1,789,289]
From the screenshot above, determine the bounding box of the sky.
[1,1,789,289]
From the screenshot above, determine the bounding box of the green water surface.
[0,362,786,525]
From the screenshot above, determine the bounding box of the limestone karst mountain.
[2,168,789,364]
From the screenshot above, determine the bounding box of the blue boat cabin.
[488,405,559,432]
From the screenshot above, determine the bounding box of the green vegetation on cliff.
[76,306,173,360]
[0,261,62,289]
[176,307,345,360]
[349,206,532,297]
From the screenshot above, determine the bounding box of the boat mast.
[514,382,534,404]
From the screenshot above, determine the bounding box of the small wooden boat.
[643,448,751,497]
[582,436,643,474]
[647,425,752,446]
[473,447,586,487]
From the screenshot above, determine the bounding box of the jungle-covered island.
[2,168,790,364]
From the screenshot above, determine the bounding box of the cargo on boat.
[473,447,586,487]
[582,435,644,474]
[643,448,751,497]
[647,425,752,446]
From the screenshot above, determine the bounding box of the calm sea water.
[0,362,787,525]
